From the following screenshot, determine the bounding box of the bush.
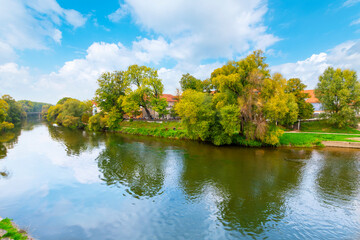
[88,113,108,131]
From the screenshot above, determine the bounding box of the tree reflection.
[180,146,310,235]
[47,124,105,156]
[316,149,360,205]
[96,135,167,199]
[0,127,21,179]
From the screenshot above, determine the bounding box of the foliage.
[122,65,164,119]
[180,73,213,93]
[173,51,304,146]
[88,113,109,131]
[95,71,129,112]
[175,90,216,141]
[180,73,204,92]
[0,218,27,240]
[151,97,169,118]
[41,104,51,119]
[315,67,360,128]
[18,100,51,113]
[262,74,298,126]
[46,98,91,129]
[285,78,314,120]
[1,95,26,124]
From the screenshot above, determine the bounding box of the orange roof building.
[161,94,177,102]
[303,90,320,104]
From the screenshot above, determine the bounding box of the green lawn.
[300,120,360,134]
[280,132,360,147]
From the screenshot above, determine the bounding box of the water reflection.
[96,135,167,199]
[180,147,310,236]
[1,122,360,239]
[47,124,105,156]
[316,149,360,205]
[0,126,21,178]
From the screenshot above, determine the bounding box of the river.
[0,120,359,239]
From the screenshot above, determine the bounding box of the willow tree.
[315,67,360,128]
[210,51,298,145]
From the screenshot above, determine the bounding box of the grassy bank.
[300,120,360,134]
[116,121,360,148]
[280,132,360,147]
[117,121,265,147]
[0,218,28,240]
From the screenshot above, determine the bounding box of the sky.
[1,0,360,104]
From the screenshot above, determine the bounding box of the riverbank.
[116,121,360,148]
[0,217,33,240]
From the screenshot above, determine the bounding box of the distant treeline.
[0,95,51,131]
[18,100,51,113]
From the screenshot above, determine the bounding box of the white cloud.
[0,0,87,62]
[0,38,222,103]
[343,0,360,7]
[0,63,33,99]
[351,18,360,25]
[271,40,360,89]
[158,62,222,94]
[108,4,129,22]
[110,0,279,63]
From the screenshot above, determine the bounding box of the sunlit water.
[0,120,360,239]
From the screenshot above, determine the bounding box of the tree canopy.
[121,65,165,119]
[47,98,91,129]
[175,50,302,146]
[315,67,360,128]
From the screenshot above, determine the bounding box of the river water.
[0,120,359,239]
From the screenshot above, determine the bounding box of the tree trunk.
[144,107,153,119]
[298,119,300,130]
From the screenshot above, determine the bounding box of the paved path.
[285,131,360,135]
[322,141,360,148]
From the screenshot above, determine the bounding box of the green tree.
[95,71,130,112]
[315,67,360,128]
[175,89,216,141]
[151,97,169,118]
[180,73,204,92]
[1,95,25,124]
[262,73,298,126]
[211,50,274,143]
[0,99,14,131]
[286,78,314,121]
[123,65,164,119]
[46,98,91,129]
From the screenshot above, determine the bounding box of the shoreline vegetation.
[40,50,360,148]
[0,217,32,240]
[112,120,360,148]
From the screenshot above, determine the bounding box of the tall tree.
[95,71,130,112]
[180,73,204,92]
[315,67,360,127]
[285,78,314,122]
[1,95,25,124]
[123,65,164,119]
[0,99,13,131]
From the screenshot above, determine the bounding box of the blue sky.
[1,0,360,103]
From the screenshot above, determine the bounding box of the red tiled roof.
[303,90,319,103]
[161,94,177,102]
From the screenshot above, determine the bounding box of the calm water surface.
[0,120,360,239]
